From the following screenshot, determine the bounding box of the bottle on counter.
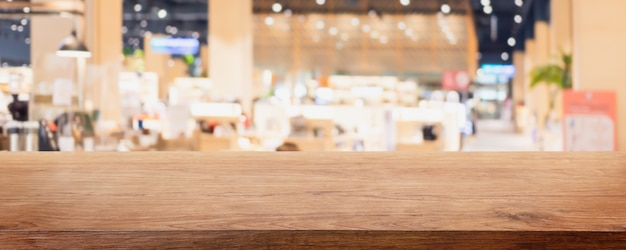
[23,121,39,152]
[6,120,21,152]
[82,115,95,152]
[58,123,75,152]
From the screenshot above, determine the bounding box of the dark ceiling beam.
[513,0,551,52]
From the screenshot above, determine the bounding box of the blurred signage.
[480,64,516,78]
[476,74,510,84]
[563,90,617,151]
[442,71,470,91]
[150,38,200,55]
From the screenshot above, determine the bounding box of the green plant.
[529,52,572,118]
[530,53,572,90]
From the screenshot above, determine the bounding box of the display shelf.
[253,103,463,152]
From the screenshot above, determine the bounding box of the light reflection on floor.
[462,120,538,152]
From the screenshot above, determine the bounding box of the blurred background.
[0,0,621,152]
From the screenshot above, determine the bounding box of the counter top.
[1,152,625,248]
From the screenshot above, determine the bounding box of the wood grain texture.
[1,152,625,248]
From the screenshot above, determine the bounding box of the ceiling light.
[24,38,30,44]
[17,26,23,32]
[515,0,524,7]
[351,17,360,26]
[284,9,293,17]
[329,27,338,36]
[405,29,413,36]
[362,24,371,33]
[398,21,407,30]
[192,32,200,39]
[480,0,491,6]
[272,2,283,13]
[400,0,410,6]
[507,37,516,47]
[368,9,377,18]
[122,26,128,34]
[483,6,493,14]
[380,36,389,44]
[140,20,148,27]
[57,31,92,58]
[370,31,380,39]
[10,25,16,31]
[514,14,523,23]
[157,9,167,19]
[441,4,451,14]
[265,16,275,26]
[134,4,142,12]
[23,7,30,13]
[20,19,27,26]
[501,52,510,61]
[316,0,326,5]
[316,20,325,30]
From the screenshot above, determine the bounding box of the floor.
[462,120,538,152]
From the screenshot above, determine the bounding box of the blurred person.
[276,142,300,151]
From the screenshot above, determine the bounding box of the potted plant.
[529,52,572,125]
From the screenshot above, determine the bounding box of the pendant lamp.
[56,30,91,58]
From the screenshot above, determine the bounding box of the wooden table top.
[1,152,626,248]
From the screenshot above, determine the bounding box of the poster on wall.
[563,90,617,151]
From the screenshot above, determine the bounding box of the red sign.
[563,90,617,151]
[442,71,470,91]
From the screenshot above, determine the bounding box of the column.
[550,0,572,54]
[572,0,626,150]
[84,0,122,121]
[466,12,478,80]
[144,34,188,100]
[30,2,76,120]
[209,0,254,114]
[523,39,535,119]
[512,50,525,132]
[532,20,551,126]
[550,0,572,121]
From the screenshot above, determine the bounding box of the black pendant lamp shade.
[57,30,92,58]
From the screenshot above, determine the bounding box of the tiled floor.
[462,120,538,152]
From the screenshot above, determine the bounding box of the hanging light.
[272,2,283,13]
[57,31,92,58]
[441,4,451,14]
[507,37,516,47]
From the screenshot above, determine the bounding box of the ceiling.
[469,0,526,65]
[0,0,31,66]
[0,0,527,73]
[254,13,469,76]
[123,0,471,76]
